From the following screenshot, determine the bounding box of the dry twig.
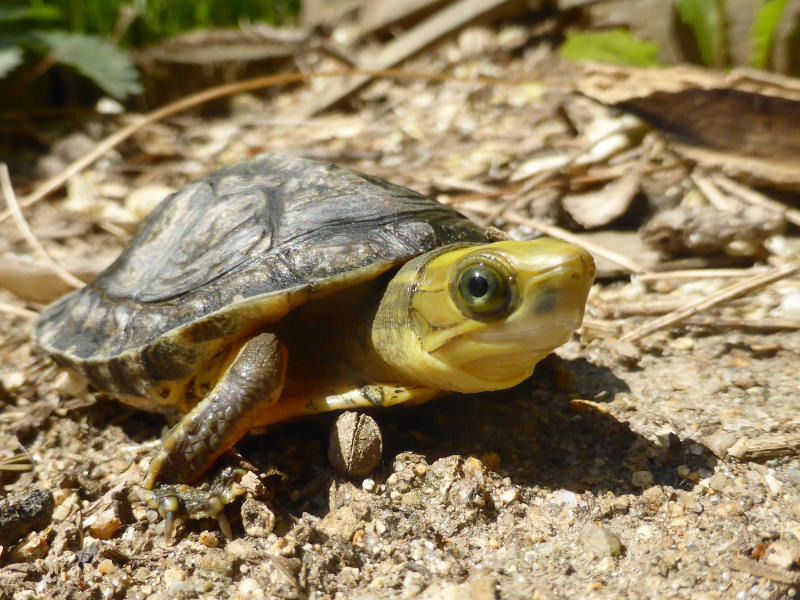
[637,267,769,281]
[0,301,37,320]
[729,556,800,585]
[619,260,800,343]
[0,69,535,226]
[453,203,648,274]
[0,163,84,289]
[712,173,800,227]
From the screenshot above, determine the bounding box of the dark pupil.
[467,273,489,297]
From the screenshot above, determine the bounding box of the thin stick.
[683,315,800,331]
[450,202,647,274]
[637,267,769,281]
[0,163,84,289]
[712,173,800,227]
[691,172,740,212]
[0,68,541,225]
[0,301,37,319]
[729,556,800,585]
[619,260,800,342]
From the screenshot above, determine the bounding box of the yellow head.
[372,238,595,393]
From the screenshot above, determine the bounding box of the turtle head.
[372,239,595,393]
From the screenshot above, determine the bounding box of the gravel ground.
[1,21,800,599]
[2,321,800,599]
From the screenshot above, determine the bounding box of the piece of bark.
[640,205,784,258]
[562,166,641,229]
[572,64,800,188]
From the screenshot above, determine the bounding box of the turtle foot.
[141,466,248,541]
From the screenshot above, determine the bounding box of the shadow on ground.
[236,356,716,518]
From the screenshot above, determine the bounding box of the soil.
[2,23,800,600]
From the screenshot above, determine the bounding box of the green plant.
[674,0,728,67]
[560,0,790,71]
[1,4,141,99]
[1,1,300,101]
[749,0,789,68]
[560,28,662,67]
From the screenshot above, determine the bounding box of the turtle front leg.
[143,332,286,538]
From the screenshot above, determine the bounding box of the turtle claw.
[164,511,176,543]
[217,512,233,539]
[141,466,249,541]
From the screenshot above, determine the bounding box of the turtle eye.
[453,263,514,320]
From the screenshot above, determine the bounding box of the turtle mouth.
[470,318,581,350]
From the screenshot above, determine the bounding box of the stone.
[582,524,624,558]
[631,470,654,488]
[328,411,383,477]
[241,498,275,538]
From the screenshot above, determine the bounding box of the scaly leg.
[142,332,286,538]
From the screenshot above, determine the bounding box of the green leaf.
[29,31,142,99]
[0,5,61,23]
[0,43,23,77]
[560,29,663,67]
[674,0,727,67]
[749,0,789,68]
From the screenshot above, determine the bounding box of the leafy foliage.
[749,0,789,68]
[28,31,142,98]
[0,1,299,102]
[560,29,662,67]
[674,0,727,67]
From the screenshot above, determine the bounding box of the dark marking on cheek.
[533,288,559,314]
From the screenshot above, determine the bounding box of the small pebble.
[89,510,121,540]
[0,488,55,547]
[765,541,800,570]
[676,465,691,478]
[708,472,729,493]
[689,443,705,456]
[583,524,624,558]
[763,472,783,495]
[551,490,579,509]
[713,501,743,518]
[97,559,116,574]
[198,530,219,548]
[329,412,383,477]
[668,336,695,351]
[8,532,49,562]
[500,488,519,504]
[654,428,679,448]
[362,478,376,492]
[241,498,275,538]
[704,432,740,458]
[631,471,654,488]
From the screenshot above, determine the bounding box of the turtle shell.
[34,154,487,403]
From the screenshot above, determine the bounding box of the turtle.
[34,153,595,536]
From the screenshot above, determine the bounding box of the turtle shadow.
[247,356,715,508]
[372,356,715,498]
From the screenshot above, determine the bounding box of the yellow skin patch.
[370,238,595,393]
